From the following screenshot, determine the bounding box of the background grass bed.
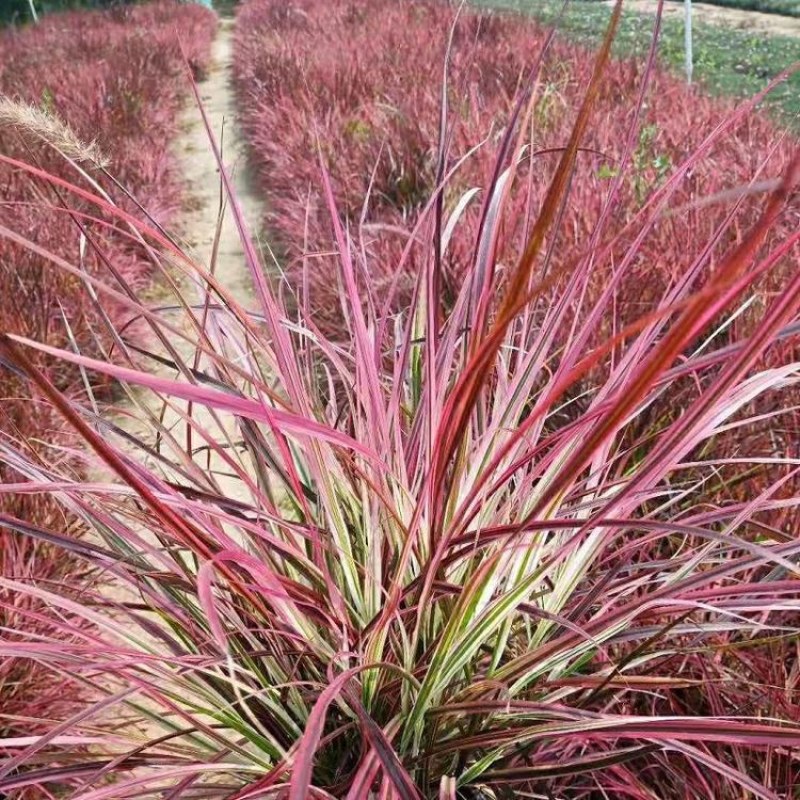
[478,0,800,123]
[0,0,216,780]
[648,0,800,18]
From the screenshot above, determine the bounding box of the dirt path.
[115,17,263,495]
[607,0,800,37]
[90,15,263,749]
[96,17,261,586]
[177,17,261,305]
[143,15,265,504]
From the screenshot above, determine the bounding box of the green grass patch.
[687,0,800,17]
[475,0,800,125]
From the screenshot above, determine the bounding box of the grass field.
[582,0,800,18]
[676,0,800,17]
[477,0,800,123]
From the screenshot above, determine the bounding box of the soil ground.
[89,15,263,758]
[109,16,262,498]
[176,17,262,306]
[605,0,800,37]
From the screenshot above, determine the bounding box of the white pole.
[26,0,39,23]
[684,0,693,84]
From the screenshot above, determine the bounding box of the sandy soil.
[111,17,263,501]
[607,0,800,37]
[177,18,262,306]
[86,16,264,758]
[92,19,262,585]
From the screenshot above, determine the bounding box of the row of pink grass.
[0,0,217,779]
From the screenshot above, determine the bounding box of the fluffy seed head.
[0,96,109,168]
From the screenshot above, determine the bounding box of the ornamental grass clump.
[1,2,800,798]
[232,0,800,565]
